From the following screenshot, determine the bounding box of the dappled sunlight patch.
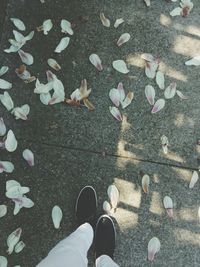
[173,35,200,57]
[116,140,138,169]
[160,14,172,27]
[158,61,187,81]
[173,167,191,182]
[177,207,198,222]
[126,53,144,68]
[173,228,200,246]
[114,207,138,231]
[174,113,194,128]
[153,174,160,184]
[163,151,185,163]
[114,178,141,209]
[150,191,164,216]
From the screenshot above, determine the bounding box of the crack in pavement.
[18,137,199,171]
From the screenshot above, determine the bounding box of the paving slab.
[0,143,200,267]
[0,0,200,170]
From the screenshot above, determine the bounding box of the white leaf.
[7,228,22,255]
[0,256,7,267]
[0,117,6,136]
[151,99,165,114]
[189,171,199,189]
[37,19,53,35]
[103,201,112,214]
[0,66,9,76]
[5,130,18,152]
[14,241,25,253]
[185,56,200,66]
[0,205,7,218]
[23,149,34,166]
[0,161,14,173]
[114,18,124,28]
[52,205,63,229]
[170,7,182,16]
[176,90,188,100]
[0,92,14,111]
[47,58,61,71]
[107,185,119,210]
[121,92,134,109]
[54,37,70,53]
[0,79,12,90]
[89,54,103,71]
[61,19,73,35]
[148,237,161,261]
[144,0,151,6]
[164,82,176,99]
[109,89,121,107]
[161,135,169,154]
[117,33,130,47]
[112,60,129,74]
[109,106,123,121]
[100,13,110,27]
[156,71,165,90]
[163,196,173,217]
[18,50,33,65]
[10,18,26,31]
[142,174,150,193]
[145,61,158,79]
[145,85,155,105]
[40,93,51,105]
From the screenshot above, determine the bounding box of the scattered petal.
[0,66,9,77]
[0,161,14,173]
[145,85,155,105]
[0,205,7,218]
[144,0,151,6]
[109,106,123,121]
[117,33,131,47]
[89,54,103,71]
[100,13,110,27]
[0,79,12,90]
[103,201,112,214]
[0,256,7,267]
[54,37,70,53]
[189,171,199,189]
[180,0,193,17]
[83,98,95,111]
[0,118,6,136]
[5,130,18,152]
[24,31,34,41]
[61,19,73,35]
[14,241,25,253]
[151,99,165,114]
[23,149,34,166]
[142,174,150,193]
[156,71,165,90]
[40,93,51,105]
[114,18,124,28]
[52,205,63,229]
[121,92,134,109]
[185,56,200,66]
[7,228,22,254]
[170,7,182,16]
[18,50,33,65]
[148,237,161,261]
[0,92,14,111]
[117,82,125,103]
[161,135,169,154]
[109,89,121,107]
[164,82,176,99]
[37,19,53,35]
[145,61,158,79]
[141,53,156,62]
[176,90,188,100]
[107,185,119,210]
[163,196,173,217]
[10,18,26,31]
[112,60,129,74]
[47,58,61,71]
[11,104,30,120]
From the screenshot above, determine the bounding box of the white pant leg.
[36,223,93,267]
[95,255,120,267]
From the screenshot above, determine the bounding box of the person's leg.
[95,215,120,267]
[36,186,97,267]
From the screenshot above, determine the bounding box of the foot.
[75,186,97,228]
[95,215,116,259]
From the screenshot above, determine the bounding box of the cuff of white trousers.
[95,255,120,267]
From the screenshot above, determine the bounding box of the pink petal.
[109,89,121,107]
[145,61,158,79]
[22,149,34,166]
[109,106,122,121]
[164,82,176,99]
[151,99,165,114]
[145,85,155,105]
[117,33,130,47]
[89,54,103,71]
[176,90,188,100]
[117,82,125,102]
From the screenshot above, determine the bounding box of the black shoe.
[75,186,97,228]
[95,215,116,259]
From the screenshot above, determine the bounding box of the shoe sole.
[95,214,116,242]
[75,185,97,217]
